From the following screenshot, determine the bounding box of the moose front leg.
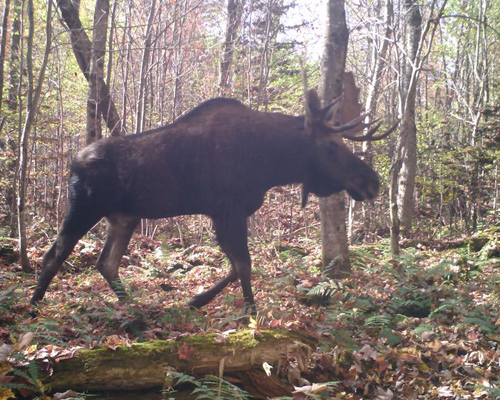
[32,208,103,305]
[188,215,256,314]
[96,214,140,301]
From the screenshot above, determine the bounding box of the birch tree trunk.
[389,0,448,253]
[348,0,393,243]
[318,0,351,276]
[86,0,110,144]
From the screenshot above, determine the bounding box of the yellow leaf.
[0,362,13,376]
[0,387,15,400]
[248,317,258,330]
[418,362,430,373]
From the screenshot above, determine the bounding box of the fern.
[462,316,497,334]
[193,375,252,400]
[307,281,338,298]
[304,280,348,306]
[478,384,500,399]
[364,315,392,328]
[429,299,464,319]
[323,255,344,276]
[166,371,252,400]
[0,360,47,398]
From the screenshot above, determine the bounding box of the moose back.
[31,90,393,312]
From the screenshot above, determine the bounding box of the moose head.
[301,73,397,206]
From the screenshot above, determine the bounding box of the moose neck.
[245,113,312,190]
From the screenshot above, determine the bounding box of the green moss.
[53,330,314,373]
[46,329,317,393]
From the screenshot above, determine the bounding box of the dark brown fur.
[31,94,380,312]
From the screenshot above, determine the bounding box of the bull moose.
[31,88,395,312]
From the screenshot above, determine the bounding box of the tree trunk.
[219,0,243,96]
[18,0,52,272]
[389,0,447,253]
[318,0,351,277]
[396,0,421,234]
[86,0,110,144]
[389,139,403,255]
[105,0,118,124]
[7,0,20,111]
[363,0,393,155]
[348,0,393,243]
[45,330,316,399]
[135,0,156,133]
[0,0,11,111]
[120,0,133,133]
[56,0,122,136]
[171,0,187,120]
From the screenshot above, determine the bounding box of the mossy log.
[46,329,317,398]
[400,237,490,251]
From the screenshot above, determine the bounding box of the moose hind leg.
[188,216,255,314]
[187,270,238,309]
[96,214,139,301]
[31,209,102,304]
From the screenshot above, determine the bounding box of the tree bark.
[348,0,393,243]
[219,0,243,96]
[363,0,393,155]
[318,0,351,276]
[86,0,110,144]
[56,0,122,136]
[389,0,447,253]
[18,0,52,272]
[45,330,316,399]
[396,0,421,234]
[135,0,156,133]
[0,0,11,111]
[7,0,20,111]
[171,0,188,120]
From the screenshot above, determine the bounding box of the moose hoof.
[187,295,207,310]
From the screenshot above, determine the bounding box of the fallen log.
[400,236,490,252]
[45,329,317,398]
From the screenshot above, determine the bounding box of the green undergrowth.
[1,231,499,398]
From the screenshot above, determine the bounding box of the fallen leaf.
[0,345,13,362]
[375,387,394,400]
[263,361,273,376]
[178,342,195,360]
[0,387,15,400]
[16,332,34,350]
[53,390,80,400]
[214,332,228,343]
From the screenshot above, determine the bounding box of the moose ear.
[306,89,322,117]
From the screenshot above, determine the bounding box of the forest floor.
[1,228,499,400]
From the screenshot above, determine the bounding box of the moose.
[31,85,395,313]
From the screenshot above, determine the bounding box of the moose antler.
[300,66,398,141]
[326,72,398,142]
[342,121,399,142]
[326,114,399,141]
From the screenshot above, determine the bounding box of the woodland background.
[0,0,499,399]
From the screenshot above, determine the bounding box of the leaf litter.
[1,231,499,399]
